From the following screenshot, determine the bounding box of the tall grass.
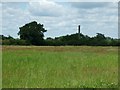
[2,46,118,88]
[0,46,2,89]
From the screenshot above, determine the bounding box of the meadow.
[2,46,118,88]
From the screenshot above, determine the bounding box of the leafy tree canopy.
[18,21,47,45]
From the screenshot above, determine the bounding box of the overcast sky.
[1,0,118,38]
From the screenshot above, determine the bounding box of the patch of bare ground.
[2,46,118,54]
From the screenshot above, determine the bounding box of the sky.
[1,0,118,39]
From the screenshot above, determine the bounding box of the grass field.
[2,46,118,88]
[0,46,2,89]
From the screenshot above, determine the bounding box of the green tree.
[96,33,106,40]
[91,33,107,46]
[18,21,47,45]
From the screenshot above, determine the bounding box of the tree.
[96,33,106,40]
[90,33,107,46]
[18,21,47,45]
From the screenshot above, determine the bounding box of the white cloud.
[60,0,119,2]
[28,0,65,17]
[1,0,119,2]
[2,3,32,38]
[2,1,118,39]
[0,3,2,35]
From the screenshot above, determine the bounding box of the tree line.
[1,21,120,46]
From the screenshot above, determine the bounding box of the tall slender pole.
[78,25,80,39]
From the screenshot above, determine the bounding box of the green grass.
[0,46,2,89]
[2,46,118,88]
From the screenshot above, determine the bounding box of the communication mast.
[78,25,80,39]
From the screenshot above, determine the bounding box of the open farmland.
[2,46,118,88]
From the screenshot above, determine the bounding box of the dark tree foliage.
[1,21,120,46]
[45,33,120,46]
[89,33,107,46]
[0,35,13,40]
[1,33,120,46]
[18,21,47,45]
